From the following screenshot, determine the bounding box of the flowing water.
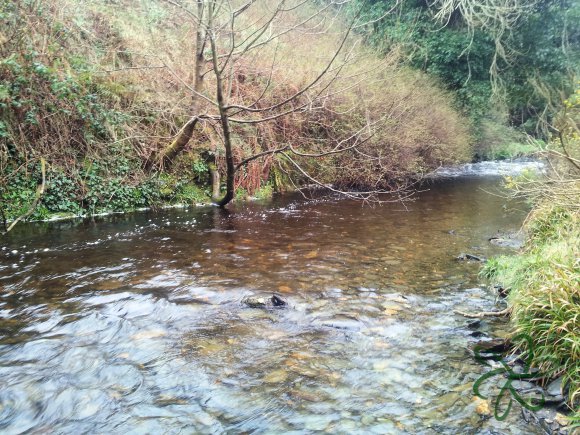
[0,172,545,434]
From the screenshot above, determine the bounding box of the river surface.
[0,173,543,434]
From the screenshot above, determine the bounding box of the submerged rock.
[467,320,482,329]
[312,314,364,330]
[488,234,524,249]
[263,369,288,384]
[473,397,491,417]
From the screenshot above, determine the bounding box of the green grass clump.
[482,200,580,424]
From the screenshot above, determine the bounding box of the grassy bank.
[482,199,579,425]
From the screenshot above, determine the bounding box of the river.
[0,168,544,433]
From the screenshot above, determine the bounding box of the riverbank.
[1,0,473,226]
[482,188,580,428]
[2,158,546,232]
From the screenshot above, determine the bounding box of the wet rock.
[488,235,524,249]
[361,414,375,425]
[473,397,491,417]
[554,413,570,428]
[370,422,397,433]
[456,253,486,262]
[130,329,167,340]
[288,389,322,403]
[242,295,268,308]
[336,419,358,431]
[523,406,573,435]
[242,293,287,309]
[312,315,364,331]
[301,414,335,431]
[494,285,510,298]
[470,338,510,358]
[382,259,401,266]
[510,380,538,391]
[547,377,563,397]
[271,294,287,307]
[467,320,481,329]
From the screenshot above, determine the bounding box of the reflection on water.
[0,177,541,433]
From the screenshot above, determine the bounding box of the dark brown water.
[0,175,542,434]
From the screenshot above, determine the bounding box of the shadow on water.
[0,176,542,433]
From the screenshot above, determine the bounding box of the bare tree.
[154,0,404,207]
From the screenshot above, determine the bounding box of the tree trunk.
[209,163,221,199]
[156,1,205,168]
[157,117,198,167]
[208,3,235,207]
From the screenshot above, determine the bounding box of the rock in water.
[470,338,510,359]
[242,293,288,309]
[456,253,486,262]
[488,235,524,249]
[473,397,491,417]
[242,295,268,308]
[271,294,287,307]
[494,285,510,298]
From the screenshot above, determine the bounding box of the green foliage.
[0,167,38,220]
[482,84,580,420]
[43,170,82,214]
[176,183,209,204]
[155,173,209,205]
[527,206,575,246]
[0,50,128,152]
[253,183,274,200]
[475,118,540,160]
[235,187,249,200]
[352,0,580,133]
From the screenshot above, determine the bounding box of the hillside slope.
[0,0,471,223]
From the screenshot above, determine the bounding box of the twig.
[454,307,511,318]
